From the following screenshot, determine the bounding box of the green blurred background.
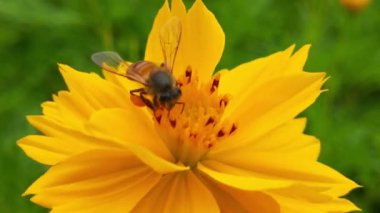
[0,0,379,212]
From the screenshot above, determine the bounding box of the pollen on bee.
[130,95,145,107]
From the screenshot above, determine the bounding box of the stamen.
[217,130,225,137]
[229,123,237,134]
[155,115,162,123]
[210,74,221,93]
[169,119,176,128]
[185,66,192,83]
[219,95,229,108]
[205,117,215,126]
[153,67,236,167]
[189,132,197,139]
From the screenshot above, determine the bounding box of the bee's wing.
[92,51,150,86]
[91,51,129,77]
[160,16,182,73]
[126,61,156,86]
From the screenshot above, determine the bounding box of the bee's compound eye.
[174,88,182,98]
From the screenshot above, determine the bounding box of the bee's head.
[159,88,182,108]
[171,87,182,99]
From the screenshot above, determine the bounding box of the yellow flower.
[19,0,359,212]
[340,0,372,12]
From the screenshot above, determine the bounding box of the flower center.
[153,67,237,167]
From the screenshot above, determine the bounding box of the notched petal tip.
[58,64,79,82]
[285,44,296,54]
[301,43,312,50]
[184,0,225,82]
[171,0,186,13]
[26,115,43,128]
[147,0,225,82]
[287,44,313,72]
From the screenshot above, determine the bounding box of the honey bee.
[91,17,183,111]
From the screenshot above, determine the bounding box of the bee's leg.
[175,102,185,113]
[129,88,145,107]
[153,95,160,108]
[139,92,155,110]
[130,88,146,95]
[130,88,154,110]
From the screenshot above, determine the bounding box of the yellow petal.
[27,115,125,150]
[223,72,326,144]
[41,101,61,122]
[86,108,173,162]
[200,160,359,212]
[101,71,151,119]
[203,152,358,193]
[85,115,187,173]
[145,0,224,83]
[52,91,93,129]
[197,173,280,213]
[218,45,295,99]
[58,64,132,109]
[132,171,219,213]
[171,0,186,19]
[266,185,360,213]
[23,115,128,165]
[283,45,312,74]
[197,162,291,191]
[211,118,320,161]
[144,0,171,65]
[17,135,76,165]
[180,0,225,82]
[24,149,160,212]
[220,45,320,122]
[50,171,159,213]
[102,69,142,92]
[28,114,187,173]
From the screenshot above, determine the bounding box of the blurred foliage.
[0,0,379,212]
